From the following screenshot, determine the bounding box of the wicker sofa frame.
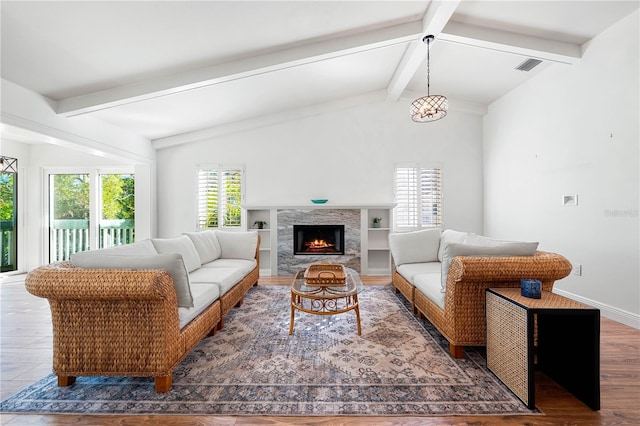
[392,251,572,358]
[25,241,260,393]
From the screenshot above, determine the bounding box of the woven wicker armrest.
[447,251,572,285]
[25,263,178,303]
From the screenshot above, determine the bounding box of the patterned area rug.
[1,286,537,416]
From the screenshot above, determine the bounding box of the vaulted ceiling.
[2,1,638,148]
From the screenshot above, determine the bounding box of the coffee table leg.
[289,293,296,334]
[354,295,361,335]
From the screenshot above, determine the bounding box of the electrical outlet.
[573,264,582,276]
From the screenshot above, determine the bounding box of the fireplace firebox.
[293,224,345,255]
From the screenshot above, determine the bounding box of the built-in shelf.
[246,209,277,276]
[363,208,392,276]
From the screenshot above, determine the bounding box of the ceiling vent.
[515,58,543,72]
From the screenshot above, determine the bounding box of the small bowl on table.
[311,199,328,204]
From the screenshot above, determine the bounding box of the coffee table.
[289,266,363,335]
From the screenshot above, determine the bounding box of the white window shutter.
[394,164,442,230]
[196,166,244,229]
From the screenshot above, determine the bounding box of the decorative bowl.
[311,199,328,204]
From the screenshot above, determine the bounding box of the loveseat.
[25,230,259,392]
[389,229,572,358]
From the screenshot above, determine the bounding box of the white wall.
[156,99,484,238]
[483,11,639,326]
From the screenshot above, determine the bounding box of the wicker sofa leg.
[449,344,464,359]
[235,297,244,308]
[155,375,172,392]
[58,375,75,387]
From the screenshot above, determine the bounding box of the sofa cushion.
[70,252,194,308]
[437,229,468,262]
[152,235,201,273]
[184,230,222,264]
[389,229,441,266]
[189,267,246,295]
[201,258,257,275]
[178,283,221,329]
[397,262,441,283]
[214,230,258,260]
[441,241,539,291]
[414,273,445,310]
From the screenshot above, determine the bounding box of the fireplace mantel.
[243,203,396,210]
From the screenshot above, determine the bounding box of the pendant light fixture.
[411,35,448,122]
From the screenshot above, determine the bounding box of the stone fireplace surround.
[277,209,360,275]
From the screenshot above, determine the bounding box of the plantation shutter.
[196,165,244,229]
[394,166,419,228]
[420,167,442,227]
[394,164,442,230]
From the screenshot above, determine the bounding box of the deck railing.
[1,219,17,272]
[51,219,135,262]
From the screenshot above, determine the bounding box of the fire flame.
[305,239,334,249]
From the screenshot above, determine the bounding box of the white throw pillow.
[214,230,259,260]
[152,235,201,272]
[184,230,222,264]
[437,229,468,262]
[388,228,441,266]
[440,241,539,292]
[70,252,194,308]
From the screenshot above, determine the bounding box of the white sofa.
[389,228,572,358]
[25,230,260,392]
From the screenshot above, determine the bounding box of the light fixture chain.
[427,36,431,96]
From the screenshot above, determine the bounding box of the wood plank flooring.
[1,274,639,425]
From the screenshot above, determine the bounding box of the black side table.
[486,288,600,410]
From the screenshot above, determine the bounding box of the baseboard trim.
[554,288,640,329]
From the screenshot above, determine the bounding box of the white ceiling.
[2,1,638,146]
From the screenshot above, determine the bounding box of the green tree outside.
[101,174,135,220]
[0,173,15,221]
[52,174,90,219]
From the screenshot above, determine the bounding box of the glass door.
[49,173,91,262]
[48,170,135,262]
[0,156,18,272]
[99,173,135,248]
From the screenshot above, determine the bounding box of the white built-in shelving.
[245,208,278,276]
[245,204,394,276]
[362,208,392,275]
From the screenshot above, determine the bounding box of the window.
[197,165,244,230]
[394,164,442,230]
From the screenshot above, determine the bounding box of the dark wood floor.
[1,274,639,425]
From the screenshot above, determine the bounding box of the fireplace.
[293,224,345,255]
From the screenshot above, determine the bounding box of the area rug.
[0,285,537,416]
